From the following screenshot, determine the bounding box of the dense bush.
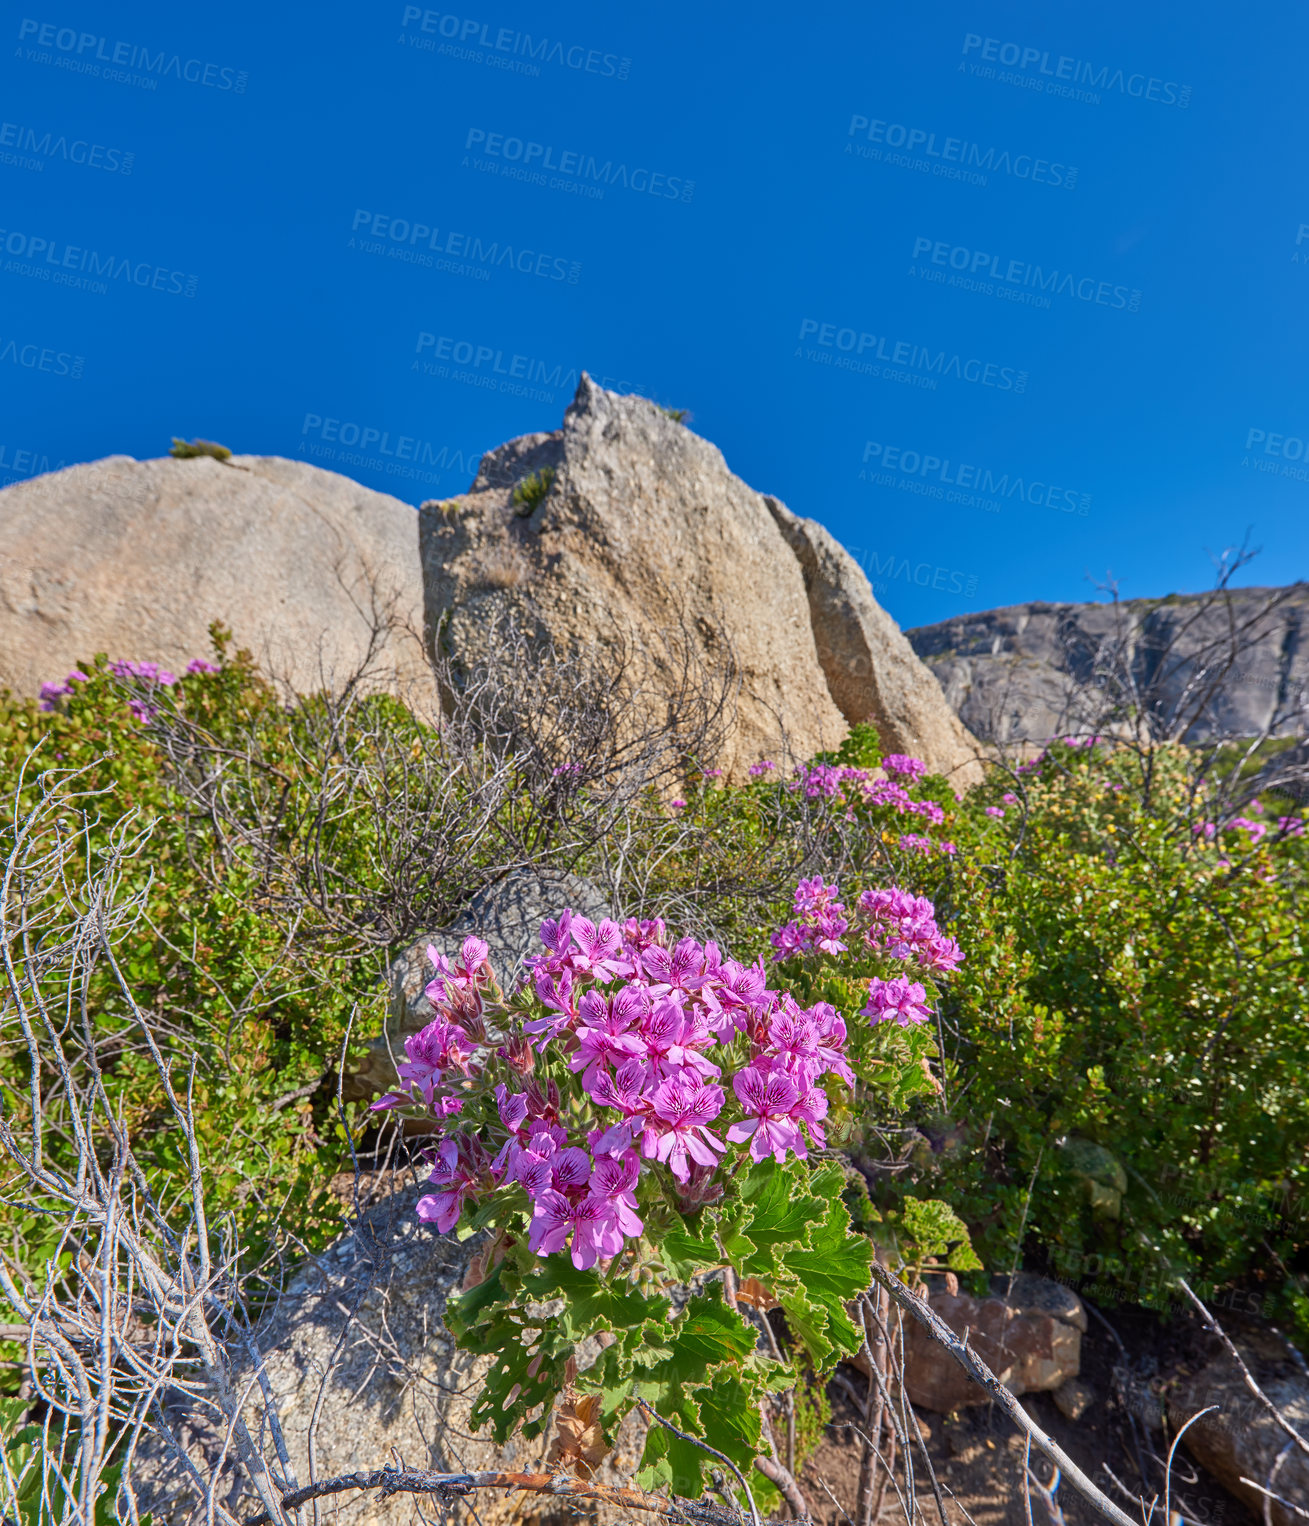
[896,739,1309,1338]
[5,637,1307,1441]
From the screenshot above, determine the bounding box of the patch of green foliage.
[892,741,1309,1337]
[169,437,232,460]
[6,632,1307,1435]
[510,466,555,513]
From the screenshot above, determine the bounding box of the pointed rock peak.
[470,431,563,493]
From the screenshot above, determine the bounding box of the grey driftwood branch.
[867,1261,1142,1526]
[252,1465,737,1525]
[1175,1277,1309,1460]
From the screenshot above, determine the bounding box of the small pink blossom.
[415,1139,479,1233]
[528,1189,613,1269]
[862,976,932,1028]
[726,1065,806,1163]
[643,1077,726,1181]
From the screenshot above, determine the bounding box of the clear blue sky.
[2,0,1306,628]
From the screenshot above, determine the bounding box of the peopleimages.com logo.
[0,120,134,174]
[910,237,1141,312]
[16,19,248,92]
[848,546,979,600]
[299,414,479,488]
[348,209,581,283]
[463,129,693,202]
[1242,427,1309,483]
[412,334,648,405]
[0,226,197,297]
[0,334,83,378]
[398,8,630,80]
[960,34,1190,108]
[860,441,1090,516]
[796,319,1028,393]
[0,442,67,482]
[846,114,1076,189]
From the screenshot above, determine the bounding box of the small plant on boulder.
[511,466,555,514]
[170,437,232,460]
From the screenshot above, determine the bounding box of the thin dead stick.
[1239,1474,1309,1522]
[636,1398,763,1526]
[1175,1279,1309,1460]
[869,1262,1141,1526]
[1264,1441,1294,1526]
[754,1454,809,1519]
[1164,1407,1217,1526]
[262,1467,725,1523]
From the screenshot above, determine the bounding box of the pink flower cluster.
[378,910,861,1269]
[770,877,849,959]
[37,669,90,711]
[881,754,928,781]
[861,976,933,1028]
[770,881,964,1032]
[898,833,956,856]
[858,887,963,974]
[789,763,945,827]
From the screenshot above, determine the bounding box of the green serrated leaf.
[525,1257,669,1340]
[735,1162,820,1276]
[444,1261,509,1342]
[638,1370,765,1499]
[659,1223,725,1282]
[650,1288,757,1380]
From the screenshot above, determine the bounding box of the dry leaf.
[735,1277,780,1312]
[460,1232,510,1291]
[944,1271,959,1296]
[545,1393,609,1479]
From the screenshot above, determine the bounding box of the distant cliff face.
[906,587,1309,743]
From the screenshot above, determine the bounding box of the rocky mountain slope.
[907,586,1309,744]
[0,376,981,784]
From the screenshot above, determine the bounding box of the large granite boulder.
[346,867,612,1103]
[764,498,983,786]
[420,376,981,784]
[128,1185,644,1526]
[0,453,428,699]
[908,586,1309,745]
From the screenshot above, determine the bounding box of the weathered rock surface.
[850,1275,1085,1413]
[3,386,980,785]
[907,586,1309,744]
[420,376,980,782]
[764,498,983,785]
[0,453,428,699]
[1167,1327,1309,1526]
[129,1186,643,1526]
[346,867,612,1102]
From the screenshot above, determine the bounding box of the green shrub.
[169,437,232,460]
[890,740,1309,1337]
[510,466,554,513]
